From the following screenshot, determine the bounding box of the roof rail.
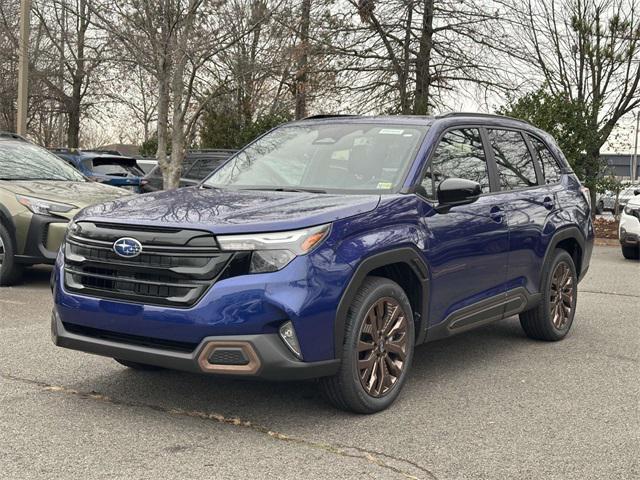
[302,114,360,120]
[436,112,533,125]
[0,131,27,141]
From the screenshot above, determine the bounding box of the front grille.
[63,222,232,307]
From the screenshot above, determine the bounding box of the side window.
[529,136,562,184]
[421,128,490,198]
[488,129,538,190]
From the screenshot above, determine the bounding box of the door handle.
[543,196,555,210]
[489,205,504,223]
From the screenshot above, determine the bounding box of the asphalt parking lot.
[1,245,638,480]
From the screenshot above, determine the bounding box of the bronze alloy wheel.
[357,297,409,398]
[549,261,575,329]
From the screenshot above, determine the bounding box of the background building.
[601,154,639,181]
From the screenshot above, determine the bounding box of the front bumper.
[51,308,339,380]
[15,214,68,265]
[620,231,639,246]
[619,211,640,246]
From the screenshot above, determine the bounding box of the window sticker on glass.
[353,137,372,146]
[379,129,404,135]
[376,182,393,189]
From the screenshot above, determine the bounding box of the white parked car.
[619,190,640,260]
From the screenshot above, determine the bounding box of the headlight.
[217,224,330,273]
[16,195,75,216]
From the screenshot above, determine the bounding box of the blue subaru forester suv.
[52,114,594,413]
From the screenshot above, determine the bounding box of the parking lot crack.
[581,289,640,299]
[0,372,438,480]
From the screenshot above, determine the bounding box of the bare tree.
[504,0,640,197]
[31,0,109,147]
[294,0,311,119]
[90,0,270,189]
[332,0,506,114]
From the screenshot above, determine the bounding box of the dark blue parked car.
[51,149,147,192]
[51,114,594,413]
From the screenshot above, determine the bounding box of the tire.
[114,358,164,371]
[0,223,24,286]
[621,245,639,260]
[320,277,415,414]
[520,249,577,341]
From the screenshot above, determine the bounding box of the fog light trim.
[279,321,303,360]
[197,341,261,375]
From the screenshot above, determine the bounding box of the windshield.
[0,141,86,181]
[203,123,428,193]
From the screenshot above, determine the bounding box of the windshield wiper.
[243,187,327,194]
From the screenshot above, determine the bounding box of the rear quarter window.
[528,136,562,184]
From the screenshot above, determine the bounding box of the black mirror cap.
[634,189,640,196]
[437,178,482,207]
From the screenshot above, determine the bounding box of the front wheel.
[520,250,577,341]
[0,223,24,286]
[621,245,639,260]
[320,277,415,414]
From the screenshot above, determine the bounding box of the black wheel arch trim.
[541,225,588,287]
[0,203,18,252]
[334,246,430,358]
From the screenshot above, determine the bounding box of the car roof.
[289,112,551,143]
[0,131,27,142]
[50,148,136,162]
[293,112,534,128]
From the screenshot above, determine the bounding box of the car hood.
[0,180,130,207]
[76,187,381,234]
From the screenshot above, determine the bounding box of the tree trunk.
[67,0,87,148]
[67,100,80,148]
[584,148,600,218]
[414,0,434,115]
[156,73,171,188]
[169,61,186,190]
[67,74,83,148]
[295,0,311,119]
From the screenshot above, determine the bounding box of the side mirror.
[436,178,482,213]
[634,189,640,196]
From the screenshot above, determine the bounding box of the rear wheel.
[520,250,577,341]
[621,245,639,260]
[114,359,164,371]
[0,224,24,286]
[320,277,414,413]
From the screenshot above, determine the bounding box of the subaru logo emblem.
[113,237,142,258]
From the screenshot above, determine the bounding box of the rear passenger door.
[417,127,511,329]
[485,128,552,296]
